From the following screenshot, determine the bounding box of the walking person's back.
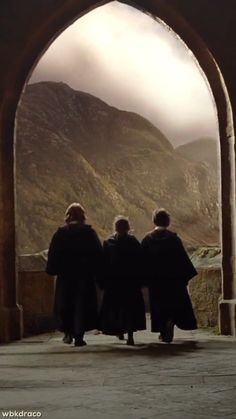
[46,202,102,346]
[141,209,197,343]
[99,216,146,345]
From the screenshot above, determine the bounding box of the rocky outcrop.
[176,137,219,173]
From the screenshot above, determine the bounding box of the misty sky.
[30,1,218,146]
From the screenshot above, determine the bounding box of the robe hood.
[147,229,177,242]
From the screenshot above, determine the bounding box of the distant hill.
[176,137,219,173]
[15,82,219,253]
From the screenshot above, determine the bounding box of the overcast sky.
[30,1,218,146]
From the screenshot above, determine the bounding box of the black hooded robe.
[99,234,146,335]
[141,229,197,332]
[46,223,103,337]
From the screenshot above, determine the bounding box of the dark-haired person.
[99,216,146,345]
[46,203,103,347]
[141,209,197,343]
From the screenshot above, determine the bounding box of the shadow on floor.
[0,340,203,359]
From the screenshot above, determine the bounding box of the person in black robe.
[99,216,146,345]
[46,203,103,347]
[141,209,197,343]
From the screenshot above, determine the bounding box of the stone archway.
[0,0,235,342]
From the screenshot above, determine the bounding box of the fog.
[30,1,218,146]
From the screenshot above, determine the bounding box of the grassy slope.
[16,82,219,253]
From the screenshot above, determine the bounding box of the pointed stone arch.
[0,0,235,341]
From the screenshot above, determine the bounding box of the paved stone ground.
[0,317,236,419]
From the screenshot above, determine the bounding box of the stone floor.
[0,319,236,419]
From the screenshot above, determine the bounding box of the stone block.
[18,270,56,336]
[189,268,222,328]
[219,299,236,336]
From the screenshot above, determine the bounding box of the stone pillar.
[0,95,23,343]
[218,82,236,336]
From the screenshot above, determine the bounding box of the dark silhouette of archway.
[0,0,235,341]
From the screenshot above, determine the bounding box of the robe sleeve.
[140,236,151,286]
[174,236,198,283]
[46,229,62,275]
[96,240,109,290]
[89,229,104,283]
[132,236,145,287]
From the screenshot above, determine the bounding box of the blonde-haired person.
[46,203,102,347]
[141,209,197,343]
[99,216,146,345]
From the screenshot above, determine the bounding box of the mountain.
[15,82,219,253]
[176,137,219,173]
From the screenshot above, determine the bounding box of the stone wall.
[188,247,222,328]
[189,269,221,328]
[18,250,222,336]
[18,253,56,336]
